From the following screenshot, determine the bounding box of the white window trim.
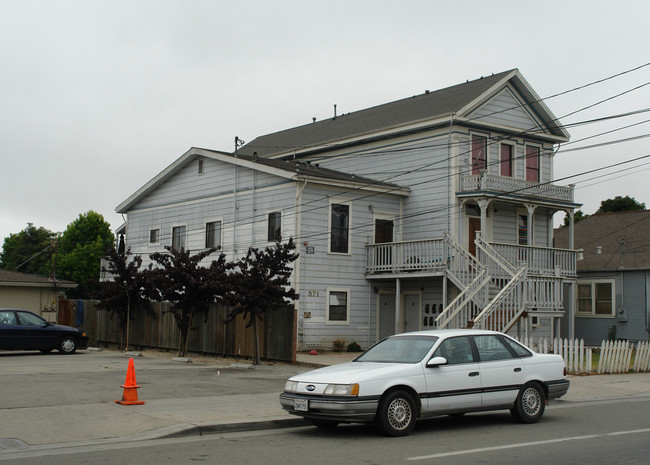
[326,288,350,325]
[576,279,616,318]
[171,223,188,250]
[267,210,282,243]
[149,226,161,246]
[328,198,352,255]
[204,218,223,249]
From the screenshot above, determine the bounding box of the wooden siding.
[471,87,544,133]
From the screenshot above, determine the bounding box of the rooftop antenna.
[234,136,244,156]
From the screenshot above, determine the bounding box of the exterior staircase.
[436,232,563,333]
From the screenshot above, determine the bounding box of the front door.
[468,217,481,256]
[375,219,394,268]
[404,294,420,333]
[378,293,395,340]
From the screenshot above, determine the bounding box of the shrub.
[332,339,345,352]
[347,341,362,352]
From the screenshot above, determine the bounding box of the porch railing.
[490,242,577,277]
[365,238,447,274]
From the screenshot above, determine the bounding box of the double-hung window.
[149,228,160,245]
[577,281,615,317]
[525,146,540,182]
[327,289,349,324]
[472,135,487,175]
[172,225,186,251]
[500,143,513,177]
[330,203,350,253]
[205,221,221,248]
[268,212,281,242]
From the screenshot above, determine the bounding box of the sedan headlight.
[323,383,359,396]
[284,380,299,392]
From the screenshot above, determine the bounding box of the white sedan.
[280,329,569,436]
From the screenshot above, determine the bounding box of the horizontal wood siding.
[472,87,543,133]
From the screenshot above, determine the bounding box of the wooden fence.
[518,337,650,374]
[58,299,296,362]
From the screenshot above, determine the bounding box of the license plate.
[294,398,308,411]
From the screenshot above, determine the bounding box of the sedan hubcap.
[388,398,411,430]
[61,339,74,352]
[522,388,540,416]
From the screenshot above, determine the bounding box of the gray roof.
[0,269,77,288]
[239,69,568,158]
[554,210,650,272]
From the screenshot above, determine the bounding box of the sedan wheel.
[58,337,77,354]
[377,390,416,436]
[511,382,545,423]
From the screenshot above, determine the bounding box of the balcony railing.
[366,238,576,277]
[460,174,574,203]
[366,239,447,274]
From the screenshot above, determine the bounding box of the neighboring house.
[117,69,580,350]
[555,210,650,345]
[0,269,77,321]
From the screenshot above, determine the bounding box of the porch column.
[395,278,401,334]
[525,204,536,246]
[566,210,575,339]
[478,199,490,241]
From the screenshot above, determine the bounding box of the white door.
[473,335,523,406]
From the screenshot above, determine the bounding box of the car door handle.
[514,367,522,372]
[468,371,480,377]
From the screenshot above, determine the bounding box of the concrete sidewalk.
[1,350,650,454]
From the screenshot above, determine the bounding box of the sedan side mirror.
[426,356,448,368]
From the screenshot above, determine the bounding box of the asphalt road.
[2,396,649,464]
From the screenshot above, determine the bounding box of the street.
[2,397,648,464]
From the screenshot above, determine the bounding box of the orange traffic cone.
[115,358,145,405]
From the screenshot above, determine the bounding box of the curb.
[159,418,308,439]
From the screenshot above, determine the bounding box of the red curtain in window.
[500,144,512,177]
[525,146,540,182]
[472,135,487,175]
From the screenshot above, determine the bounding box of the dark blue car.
[0,308,89,354]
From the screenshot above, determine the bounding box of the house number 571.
[307,291,319,297]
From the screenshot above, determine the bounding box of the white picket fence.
[518,338,650,374]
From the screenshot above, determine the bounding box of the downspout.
[447,113,455,234]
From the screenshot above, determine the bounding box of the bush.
[332,339,345,352]
[347,341,362,352]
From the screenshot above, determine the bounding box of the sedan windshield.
[355,335,439,363]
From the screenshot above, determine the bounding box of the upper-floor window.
[268,212,282,242]
[577,281,615,317]
[525,146,540,182]
[149,228,160,245]
[198,159,204,175]
[172,225,186,251]
[330,203,350,253]
[205,221,221,248]
[500,143,513,177]
[472,135,487,174]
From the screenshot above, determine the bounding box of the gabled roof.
[554,210,650,272]
[0,269,77,288]
[116,147,409,213]
[239,69,569,158]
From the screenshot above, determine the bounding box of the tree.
[224,238,299,365]
[146,246,228,357]
[596,195,646,214]
[0,223,56,275]
[57,211,114,298]
[562,209,588,228]
[94,248,154,350]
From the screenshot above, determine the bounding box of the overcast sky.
[1,0,649,253]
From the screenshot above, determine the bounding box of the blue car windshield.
[355,335,439,363]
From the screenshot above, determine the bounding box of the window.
[205,221,221,248]
[501,337,532,357]
[471,135,487,174]
[172,225,186,251]
[500,144,513,177]
[198,159,204,175]
[525,146,540,182]
[327,289,349,323]
[474,335,515,361]
[433,336,474,365]
[0,311,18,325]
[149,228,160,245]
[267,212,281,242]
[330,203,349,253]
[577,281,615,316]
[517,214,528,245]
